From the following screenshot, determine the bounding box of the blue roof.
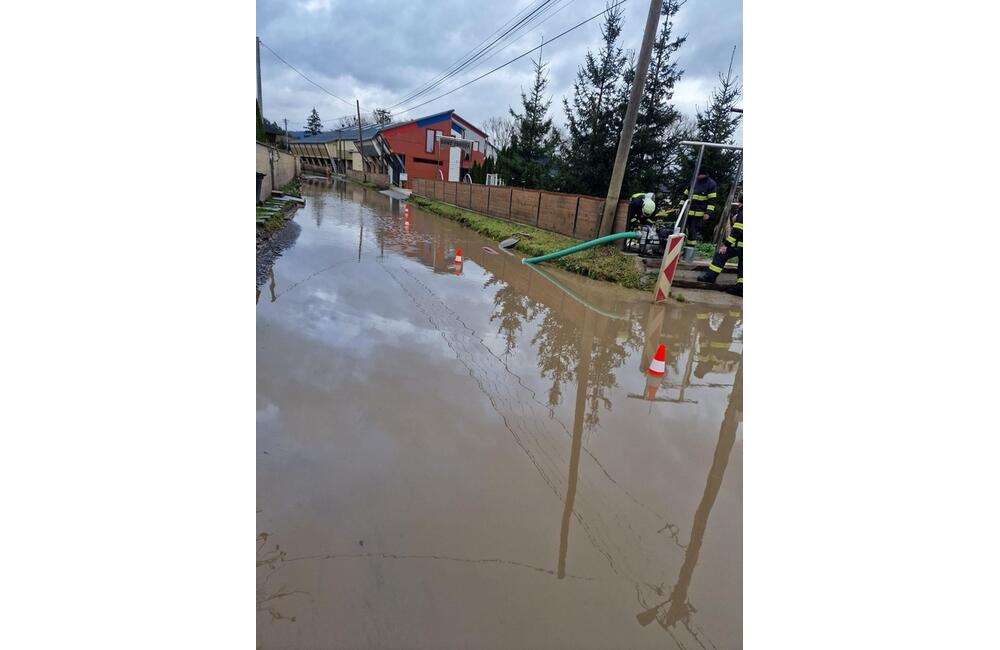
[296,123,384,143]
[414,110,454,128]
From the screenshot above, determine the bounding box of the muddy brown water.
[257,180,742,649]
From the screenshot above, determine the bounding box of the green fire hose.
[521,231,639,265]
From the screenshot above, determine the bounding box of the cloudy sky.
[256,0,741,136]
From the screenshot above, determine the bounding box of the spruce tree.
[675,49,742,228]
[507,55,561,190]
[560,2,628,196]
[305,108,323,136]
[622,0,687,196]
[256,101,266,142]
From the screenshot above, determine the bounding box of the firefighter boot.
[725,282,743,297]
[697,270,718,283]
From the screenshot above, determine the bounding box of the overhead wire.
[259,40,354,106]
[406,0,577,111]
[392,0,628,116]
[264,0,621,133]
[388,0,583,111]
[387,0,559,109]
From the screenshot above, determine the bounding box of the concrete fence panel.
[488,187,512,219]
[456,182,472,209]
[574,197,605,239]
[470,185,489,213]
[510,188,540,225]
[538,192,578,237]
[404,177,641,244]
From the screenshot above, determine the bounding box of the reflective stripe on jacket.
[683,177,718,217]
[724,213,743,248]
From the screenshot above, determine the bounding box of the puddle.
[257,180,742,649]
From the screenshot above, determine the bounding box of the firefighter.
[683,170,718,245]
[627,192,656,231]
[697,210,742,297]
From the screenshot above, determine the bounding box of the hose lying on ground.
[521,231,639,265]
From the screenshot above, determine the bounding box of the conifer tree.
[305,108,323,136]
[621,0,687,196]
[507,55,561,189]
[675,49,742,227]
[256,101,266,142]
[560,2,628,195]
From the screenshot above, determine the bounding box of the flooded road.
[257,180,743,649]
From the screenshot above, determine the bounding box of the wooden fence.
[410,178,630,240]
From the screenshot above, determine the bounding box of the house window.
[472,141,479,152]
[425,129,434,153]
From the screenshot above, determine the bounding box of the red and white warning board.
[653,233,686,303]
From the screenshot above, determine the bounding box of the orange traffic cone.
[647,344,666,377]
[454,247,463,264]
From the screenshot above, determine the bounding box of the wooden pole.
[356,99,366,183]
[597,0,662,237]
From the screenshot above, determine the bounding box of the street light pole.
[597,0,662,237]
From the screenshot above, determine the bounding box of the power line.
[423,0,576,100]
[387,0,549,108]
[419,0,579,104]
[259,40,353,106]
[393,0,628,116]
[388,0,562,109]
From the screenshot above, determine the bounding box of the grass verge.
[409,195,655,290]
[256,178,303,247]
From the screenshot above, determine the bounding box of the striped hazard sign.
[652,233,686,304]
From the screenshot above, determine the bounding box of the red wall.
[382,114,487,188]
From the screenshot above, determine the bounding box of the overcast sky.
[256,0,741,137]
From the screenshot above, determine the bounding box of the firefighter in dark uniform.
[626,192,656,231]
[683,171,718,246]
[697,209,743,297]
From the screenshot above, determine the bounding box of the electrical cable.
[392,0,627,116]
[387,0,556,108]
[259,40,353,106]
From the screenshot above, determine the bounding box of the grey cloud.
[257,0,741,133]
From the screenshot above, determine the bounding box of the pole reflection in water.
[636,364,742,637]
[557,309,595,579]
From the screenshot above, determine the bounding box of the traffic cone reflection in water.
[644,375,661,401]
[647,344,667,377]
[404,205,410,232]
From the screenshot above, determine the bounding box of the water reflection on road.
[257,179,742,649]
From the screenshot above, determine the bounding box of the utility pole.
[597,0,662,237]
[283,118,289,151]
[356,99,367,183]
[256,37,263,115]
